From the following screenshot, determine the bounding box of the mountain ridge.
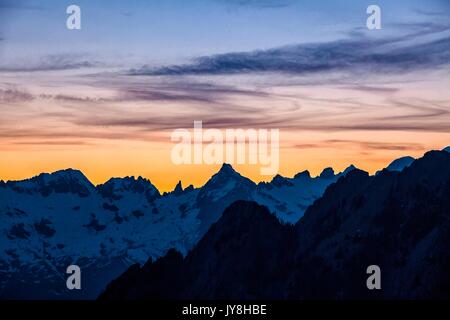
[2,149,448,299]
[1,162,358,195]
[100,150,450,300]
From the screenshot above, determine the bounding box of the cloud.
[0,54,99,72]
[414,9,448,17]
[0,74,271,110]
[2,20,450,147]
[323,140,425,151]
[12,140,93,146]
[0,87,34,103]
[293,140,425,151]
[344,85,399,94]
[129,23,450,77]
[35,79,270,105]
[115,80,270,104]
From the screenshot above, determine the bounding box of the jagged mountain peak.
[196,164,257,233]
[443,146,450,153]
[99,176,157,190]
[205,163,254,187]
[164,181,196,197]
[100,150,450,300]
[172,180,183,196]
[217,163,237,175]
[97,176,160,200]
[174,180,183,191]
[319,167,335,179]
[294,170,311,179]
[4,149,450,299]
[342,164,357,175]
[270,174,293,187]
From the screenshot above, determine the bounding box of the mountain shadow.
[99,150,450,300]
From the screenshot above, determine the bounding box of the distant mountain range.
[100,149,450,300]
[1,147,449,299]
[0,158,353,299]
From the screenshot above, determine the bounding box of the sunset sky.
[1,0,450,191]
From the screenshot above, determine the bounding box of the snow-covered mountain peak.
[5,168,94,197]
[97,176,160,201]
[204,163,254,188]
[37,168,92,185]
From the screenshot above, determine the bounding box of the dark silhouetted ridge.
[100,150,450,300]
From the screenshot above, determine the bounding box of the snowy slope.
[0,163,361,298]
[0,171,202,298]
[254,166,356,223]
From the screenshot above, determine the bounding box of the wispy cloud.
[0,54,100,72]
[115,80,270,104]
[343,85,399,94]
[414,9,448,17]
[294,140,425,151]
[1,20,450,149]
[0,86,33,103]
[129,23,450,77]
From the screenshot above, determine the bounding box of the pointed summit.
[342,165,357,175]
[319,167,335,179]
[207,163,252,185]
[198,163,255,205]
[444,146,450,153]
[218,163,236,175]
[172,181,183,196]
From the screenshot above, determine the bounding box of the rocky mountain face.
[0,162,351,299]
[100,150,450,300]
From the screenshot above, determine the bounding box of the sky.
[0,0,450,191]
